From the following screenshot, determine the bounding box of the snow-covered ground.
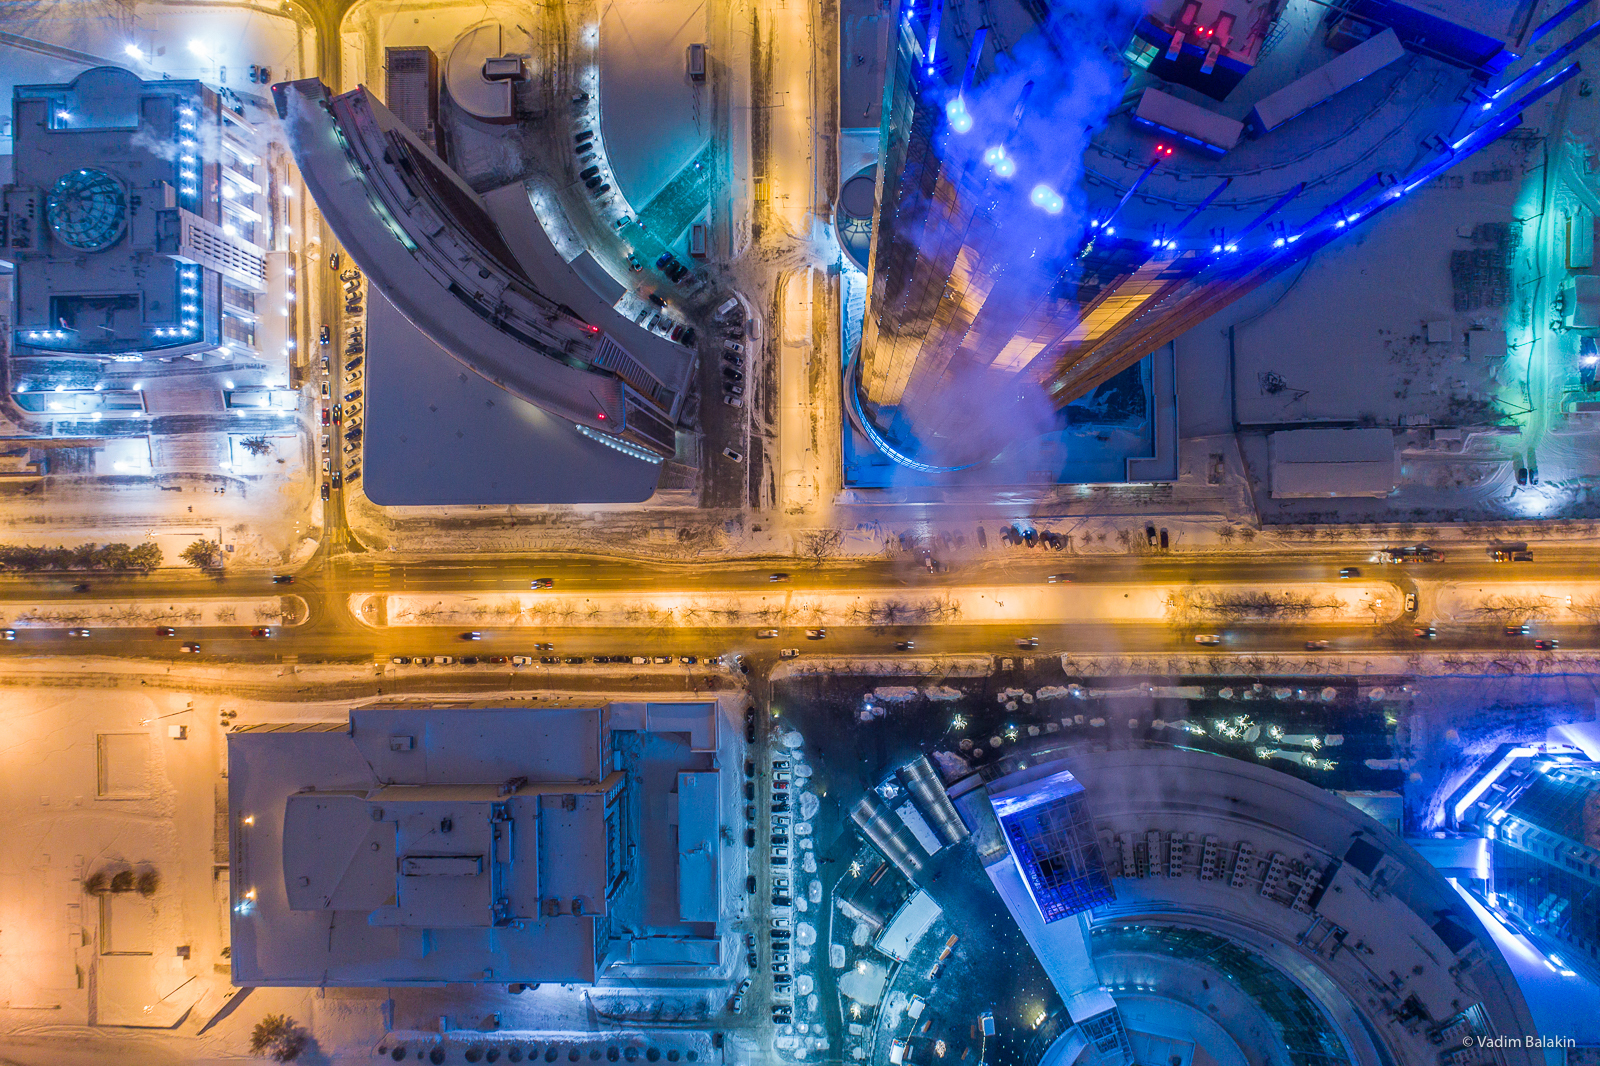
[0,596,298,629]
[361,580,1399,631]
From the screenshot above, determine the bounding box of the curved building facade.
[854,0,1566,470]
[867,746,1544,1066]
[273,79,679,459]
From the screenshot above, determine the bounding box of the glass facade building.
[851,0,1555,473]
[1466,759,1600,975]
[991,768,1115,922]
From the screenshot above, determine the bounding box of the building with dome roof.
[1,67,273,367]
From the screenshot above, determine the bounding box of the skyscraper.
[852,0,1560,471]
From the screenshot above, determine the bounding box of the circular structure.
[836,168,878,273]
[880,746,1541,1066]
[45,167,127,252]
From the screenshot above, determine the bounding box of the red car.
[156,626,176,637]
[321,408,330,426]
[251,627,272,638]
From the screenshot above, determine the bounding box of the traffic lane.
[8,620,1588,665]
[0,559,1586,607]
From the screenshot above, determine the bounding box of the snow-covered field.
[361,581,1399,630]
[0,597,299,629]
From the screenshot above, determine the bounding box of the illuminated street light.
[124,43,143,59]
[1030,184,1063,214]
[945,96,973,134]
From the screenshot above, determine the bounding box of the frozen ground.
[364,579,1399,631]
[0,596,296,630]
[598,0,710,214]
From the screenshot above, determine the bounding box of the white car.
[756,628,778,639]
[779,648,798,659]
[1194,634,1223,646]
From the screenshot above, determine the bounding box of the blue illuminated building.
[846,0,1573,474]
[991,767,1115,922]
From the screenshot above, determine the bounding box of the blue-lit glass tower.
[851,0,1571,471]
[992,768,1115,922]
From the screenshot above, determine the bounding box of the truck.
[980,1011,995,1037]
[690,222,708,259]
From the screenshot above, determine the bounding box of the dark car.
[745,720,756,743]
[1414,626,1437,640]
[531,578,554,589]
[461,631,482,641]
[343,390,362,402]
[564,656,586,664]
[724,367,744,382]
[271,575,294,584]
[745,828,756,847]
[489,656,508,664]
[329,252,341,271]
[894,640,916,651]
[541,656,560,664]
[331,471,342,489]
[72,583,90,593]
[769,573,790,582]
[333,403,343,424]
[320,324,331,344]
[321,482,330,500]
[345,357,364,372]
[746,875,757,893]
[1535,639,1560,650]
[460,656,480,665]
[1338,567,1360,578]
[1505,624,1530,636]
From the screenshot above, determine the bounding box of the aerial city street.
[5,0,1600,1064]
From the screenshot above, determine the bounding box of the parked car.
[723,395,743,408]
[724,340,745,355]
[779,648,798,659]
[722,447,744,462]
[343,389,362,402]
[1404,593,1417,612]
